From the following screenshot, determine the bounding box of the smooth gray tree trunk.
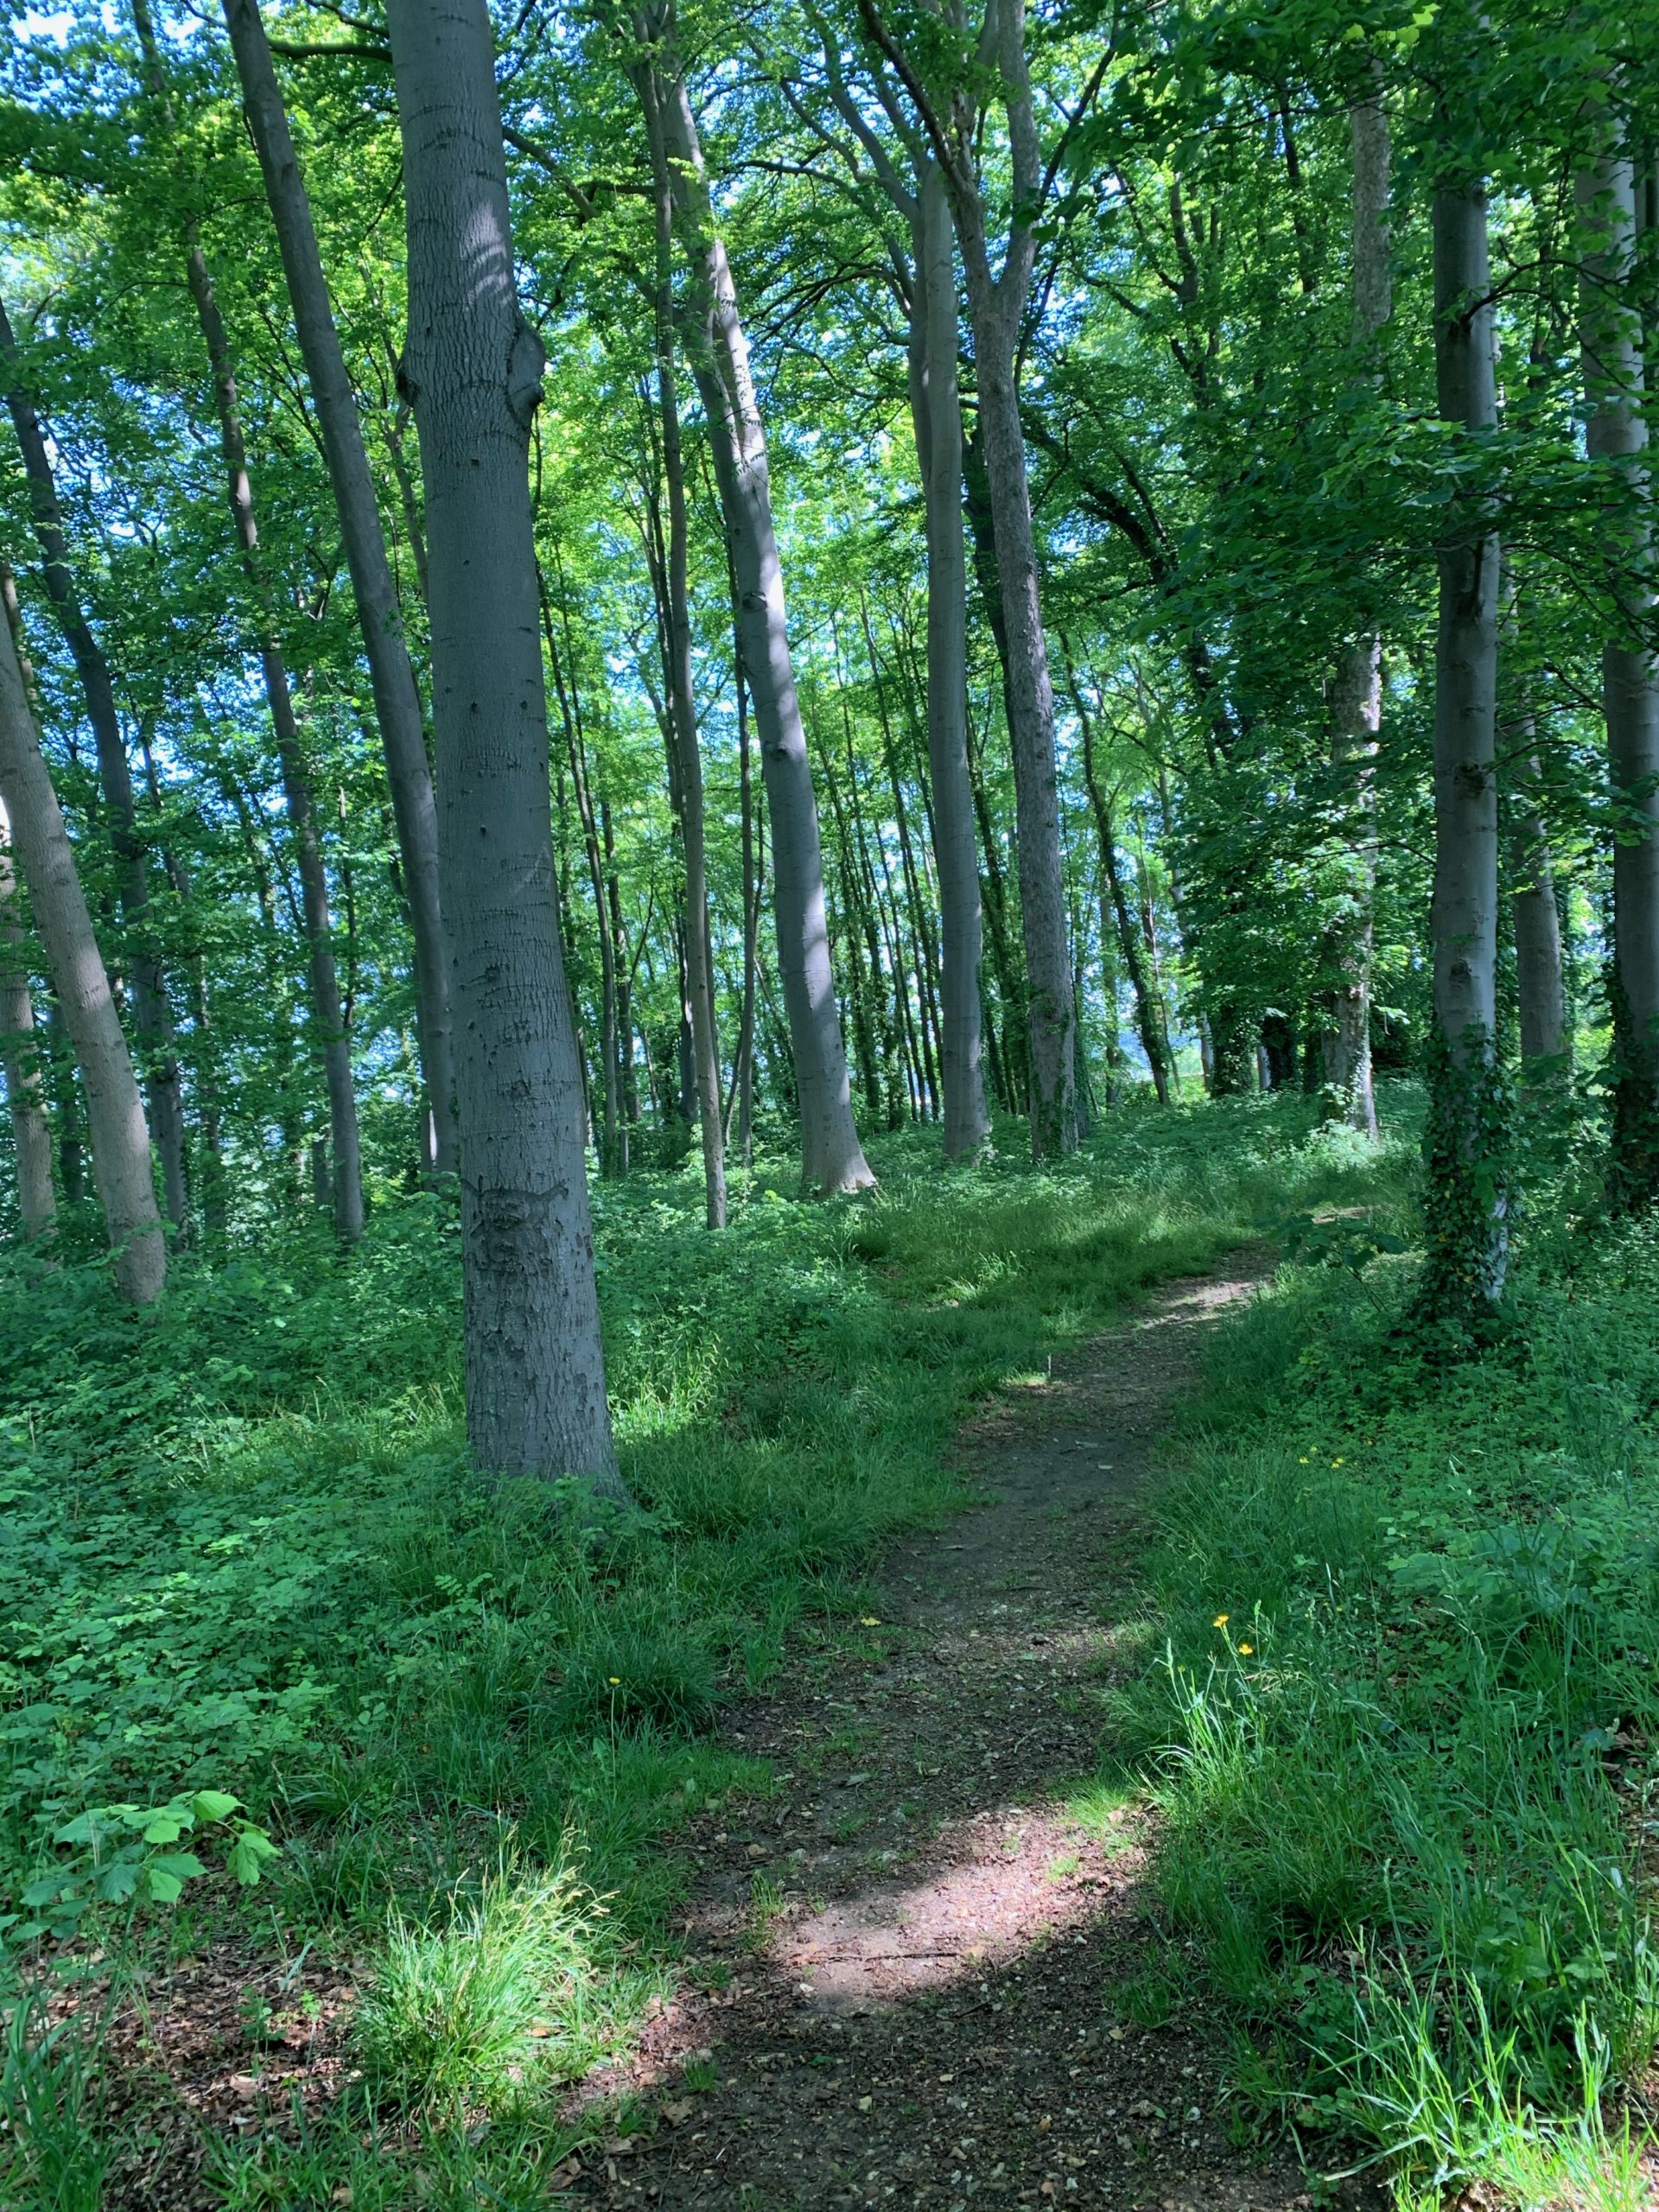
[649,44,873,1194]
[908,162,990,1159]
[1320,80,1389,1141]
[1508,736,1567,1067]
[0,297,189,1232]
[638,65,726,1226]
[0,612,162,1301]
[218,0,458,1176]
[388,0,622,1496]
[1428,174,1505,1304]
[1578,149,1659,1200]
[0,792,55,1242]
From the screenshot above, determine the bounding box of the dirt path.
[569,1257,1372,2212]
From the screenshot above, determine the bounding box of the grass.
[0,1089,1471,2202]
[1121,1102,1659,2204]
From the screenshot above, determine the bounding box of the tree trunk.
[218,0,458,1174]
[1578,149,1659,1204]
[0,610,162,1300]
[907,162,989,1157]
[959,296,1074,1154]
[637,75,726,1226]
[1426,172,1506,1309]
[0,792,55,1241]
[1324,642,1380,1137]
[647,47,872,1193]
[1507,735,1567,1068]
[388,0,621,1495]
[183,243,365,1243]
[0,302,189,1234]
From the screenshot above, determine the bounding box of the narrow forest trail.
[569,1255,1376,2212]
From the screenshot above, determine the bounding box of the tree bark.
[645,33,872,1193]
[1578,147,1659,1202]
[1427,171,1505,1306]
[908,162,989,1157]
[0,611,162,1300]
[1318,80,1389,1141]
[1507,734,1567,1067]
[0,299,189,1233]
[218,0,458,1174]
[0,792,55,1242]
[636,75,726,1225]
[388,0,621,1495]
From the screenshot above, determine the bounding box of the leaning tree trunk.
[646,46,873,1194]
[0,792,55,1241]
[1578,148,1659,1205]
[216,0,458,1176]
[908,162,989,1159]
[1507,736,1567,1067]
[0,612,162,1300]
[0,299,189,1231]
[1071,665,1172,1104]
[1426,171,1506,1313]
[388,0,622,1497]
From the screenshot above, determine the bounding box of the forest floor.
[558,1255,1379,2212]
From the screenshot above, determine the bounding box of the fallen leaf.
[228,2075,259,2101]
[857,2095,873,2113]
[331,2191,353,2208]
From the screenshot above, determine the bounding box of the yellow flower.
[607,1676,621,1685]
[860,1617,881,1627]
[1298,1456,1309,1465]
[1237,1643,1255,1656]
[1332,1457,1344,1467]
[1212,1613,1230,1628]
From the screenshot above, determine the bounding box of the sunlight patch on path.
[775,1802,1133,2012]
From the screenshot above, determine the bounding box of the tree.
[217,0,458,1177]
[0,588,162,1302]
[388,0,622,1495]
[625,3,874,1194]
[0,790,54,1243]
[857,0,1095,1155]
[1424,139,1506,1313]
[0,293,191,1230]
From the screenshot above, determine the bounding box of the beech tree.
[388,0,621,1493]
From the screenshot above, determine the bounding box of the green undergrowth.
[1126,1135,1659,2208]
[0,1093,1403,2204]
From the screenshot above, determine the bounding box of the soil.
[563,1256,1384,2212]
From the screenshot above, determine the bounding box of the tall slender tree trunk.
[1070,663,1172,1104]
[1427,169,1506,1309]
[1578,147,1659,1203]
[216,0,458,1173]
[1320,76,1390,1141]
[907,162,989,1157]
[0,305,189,1232]
[183,245,364,1243]
[637,75,726,1226]
[0,793,55,1241]
[1497,574,1568,1073]
[389,0,621,1495]
[644,31,872,1194]
[0,611,162,1300]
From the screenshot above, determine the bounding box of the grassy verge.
[0,1096,1404,2204]
[1127,1107,1659,2210]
